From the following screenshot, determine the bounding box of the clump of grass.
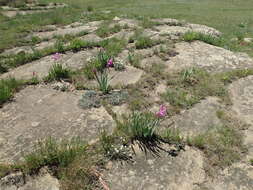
[234,31,245,42]
[187,124,245,172]
[45,64,71,82]
[135,36,158,49]
[250,159,253,166]
[0,78,23,106]
[162,128,183,145]
[96,23,122,38]
[83,50,111,79]
[69,38,95,52]
[140,18,159,29]
[23,138,87,174]
[163,68,230,111]
[54,39,65,53]
[100,38,127,56]
[163,88,199,109]
[128,53,141,68]
[117,112,164,154]
[31,36,42,45]
[93,69,111,94]
[99,131,130,161]
[218,68,253,85]
[182,32,225,47]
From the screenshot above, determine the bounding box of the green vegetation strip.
[162,68,253,114]
[0,37,127,74]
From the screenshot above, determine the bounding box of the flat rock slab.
[204,163,253,190]
[0,170,60,190]
[0,49,99,80]
[167,41,253,73]
[0,86,115,162]
[229,76,253,158]
[154,23,221,37]
[165,97,223,137]
[33,21,101,40]
[109,66,144,87]
[1,40,56,56]
[104,146,206,190]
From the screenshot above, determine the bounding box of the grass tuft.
[0,78,23,106]
[182,32,225,47]
[45,64,71,82]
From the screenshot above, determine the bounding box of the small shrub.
[45,64,71,82]
[87,5,94,12]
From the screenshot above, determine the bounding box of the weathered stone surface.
[186,23,221,36]
[79,33,102,43]
[166,97,223,137]
[104,146,206,190]
[33,21,101,40]
[1,3,67,18]
[204,163,253,190]
[108,30,134,41]
[117,19,139,28]
[1,40,56,56]
[0,169,60,190]
[155,25,190,37]
[109,66,144,87]
[0,172,25,188]
[229,76,253,159]
[167,41,253,73]
[154,21,221,37]
[1,49,99,80]
[0,86,115,162]
[0,53,70,80]
[152,18,184,26]
[140,55,164,67]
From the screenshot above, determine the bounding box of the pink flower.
[92,68,97,73]
[156,105,167,117]
[52,53,61,61]
[32,71,36,76]
[106,58,113,67]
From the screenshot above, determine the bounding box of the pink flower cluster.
[156,105,167,117]
[106,58,113,68]
[52,53,61,61]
